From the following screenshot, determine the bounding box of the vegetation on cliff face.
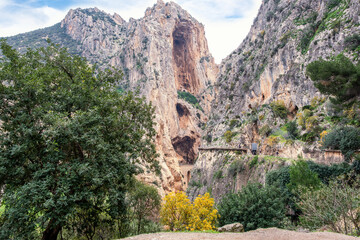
[306,54,360,105]
[0,41,159,239]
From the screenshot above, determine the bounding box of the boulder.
[217,223,244,232]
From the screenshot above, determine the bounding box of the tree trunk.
[42,219,62,240]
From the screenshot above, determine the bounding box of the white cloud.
[0,0,262,63]
[0,2,67,37]
[173,0,262,63]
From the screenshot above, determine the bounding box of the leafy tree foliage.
[286,121,299,139]
[177,90,203,111]
[345,34,360,51]
[0,40,158,240]
[298,180,360,236]
[322,126,360,161]
[217,183,286,231]
[306,54,360,104]
[160,192,218,231]
[287,160,322,193]
[129,180,161,235]
[270,100,288,119]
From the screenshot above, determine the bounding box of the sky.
[0,0,262,63]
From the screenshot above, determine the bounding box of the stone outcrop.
[218,223,244,232]
[5,0,218,194]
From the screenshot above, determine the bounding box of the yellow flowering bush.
[319,130,328,144]
[188,193,219,231]
[160,192,218,231]
[160,191,192,231]
[266,135,279,147]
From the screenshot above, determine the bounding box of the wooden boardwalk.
[198,147,248,153]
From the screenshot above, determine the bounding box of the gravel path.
[122,228,359,240]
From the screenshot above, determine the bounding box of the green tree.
[129,181,161,235]
[298,180,360,235]
[0,40,158,240]
[217,183,286,231]
[322,126,360,161]
[287,160,322,193]
[286,121,299,139]
[306,54,360,104]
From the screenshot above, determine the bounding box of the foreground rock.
[122,228,358,240]
[218,223,244,232]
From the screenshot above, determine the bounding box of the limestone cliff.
[5,0,218,194]
[188,0,360,200]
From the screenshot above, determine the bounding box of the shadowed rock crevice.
[171,136,196,164]
[176,103,190,117]
[172,20,199,94]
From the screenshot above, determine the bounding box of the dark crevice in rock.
[171,136,196,164]
[176,103,190,117]
[172,20,199,94]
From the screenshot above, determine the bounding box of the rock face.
[205,0,360,149]
[218,223,244,232]
[188,0,360,199]
[5,0,218,194]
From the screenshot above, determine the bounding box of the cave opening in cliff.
[171,136,196,164]
[176,103,190,117]
[172,20,199,94]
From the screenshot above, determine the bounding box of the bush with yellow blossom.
[160,192,218,231]
[188,193,219,231]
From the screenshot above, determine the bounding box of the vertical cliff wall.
[187,0,360,200]
[59,1,218,193]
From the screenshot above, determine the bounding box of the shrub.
[160,192,193,231]
[270,100,288,119]
[287,160,321,193]
[300,21,320,54]
[188,193,219,231]
[327,0,342,10]
[344,34,360,51]
[160,192,218,231]
[224,130,235,143]
[305,115,319,130]
[213,170,223,179]
[228,159,245,176]
[217,183,286,231]
[249,156,259,168]
[322,126,360,161]
[307,161,351,184]
[129,181,161,235]
[266,135,279,147]
[298,180,360,235]
[204,134,212,143]
[306,54,360,104]
[286,121,299,139]
[259,125,272,136]
[177,90,203,111]
[229,119,239,129]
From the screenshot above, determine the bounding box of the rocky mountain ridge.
[4,0,218,194]
[188,0,360,200]
[4,0,360,198]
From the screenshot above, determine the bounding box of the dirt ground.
[122,228,359,240]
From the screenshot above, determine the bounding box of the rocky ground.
[122,228,359,240]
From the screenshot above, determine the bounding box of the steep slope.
[188,0,360,200]
[4,0,218,194]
